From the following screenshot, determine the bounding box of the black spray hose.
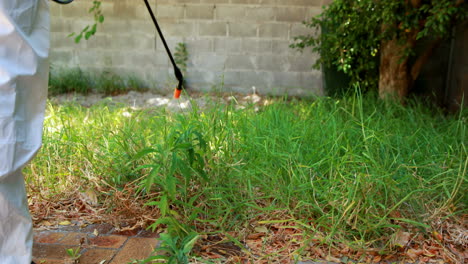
[143,0,184,99]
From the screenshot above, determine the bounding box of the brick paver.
[33,243,71,259]
[79,248,117,264]
[32,224,160,264]
[110,237,160,264]
[34,231,66,244]
[60,232,89,246]
[88,235,127,248]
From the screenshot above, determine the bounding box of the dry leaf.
[254,226,268,233]
[59,220,72,226]
[406,248,424,260]
[393,230,411,248]
[247,233,265,240]
[40,220,52,226]
[432,231,443,241]
[93,228,99,236]
[325,255,341,263]
[81,188,99,206]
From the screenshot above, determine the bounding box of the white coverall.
[0,0,49,263]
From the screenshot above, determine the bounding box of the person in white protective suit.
[0,0,49,263]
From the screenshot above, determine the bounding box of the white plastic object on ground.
[0,0,49,263]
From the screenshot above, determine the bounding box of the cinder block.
[84,34,111,49]
[135,3,158,20]
[199,22,227,36]
[51,18,74,33]
[215,6,246,21]
[99,19,129,34]
[272,40,292,55]
[225,55,255,70]
[239,71,274,88]
[125,51,161,68]
[244,7,275,22]
[202,0,229,3]
[213,37,242,53]
[192,53,227,70]
[160,22,196,37]
[278,0,322,6]
[50,3,61,17]
[259,23,289,38]
[186,70,218,85]
[241,39,272,54]
[275,7,307,22]
[186,38,214,52]
[155,37,184,53]
[156,5,185,19]
[186,5,215,20]
[255,55,289,72]
[231,0,276,5]
[229,23,257,37]
[61,1,91,17]
[299,71,323,95]
[158,0,201,4]
[288,54,318,72]
[49,50,75,65]
[222,71,241,85]
[128,21,158,35]
[113,2,137,19]
[272,71,322,90]
[290,23,316,38]
[106,35,155,50]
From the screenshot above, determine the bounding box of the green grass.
[48,67,149,96]
[26,92,467,254]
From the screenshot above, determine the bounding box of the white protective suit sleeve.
[0,0,50,263]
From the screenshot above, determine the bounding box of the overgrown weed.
[27,92,467,262]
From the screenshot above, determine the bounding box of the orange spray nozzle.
[174,88,182,99]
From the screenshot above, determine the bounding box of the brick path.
[33,224,160,264]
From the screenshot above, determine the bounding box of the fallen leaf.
[40,220,52,226]
[59,220,71,226]
[254,226,268,233]
[93,228,99,236]
[82,188,99,206]
[247,233,265,240]
[325,255,341,263]
[432,231,443,241]
[406,248,424,260]
[393,230,411,248]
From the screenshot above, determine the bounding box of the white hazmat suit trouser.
[0,0,49,263]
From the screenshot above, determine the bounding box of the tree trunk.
[378,38,411,101]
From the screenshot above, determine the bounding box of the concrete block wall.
[50,0,325,96]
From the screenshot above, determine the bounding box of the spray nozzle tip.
[174,88,181,99]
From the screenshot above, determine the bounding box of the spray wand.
[143,0,184,99]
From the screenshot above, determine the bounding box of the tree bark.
[378,38,411,101]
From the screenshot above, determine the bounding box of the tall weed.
[28,92,467,251]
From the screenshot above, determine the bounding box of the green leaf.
[132,148,159,161]
[182,233,199,254]
[85,31,93,40]
[74,34,83,43]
